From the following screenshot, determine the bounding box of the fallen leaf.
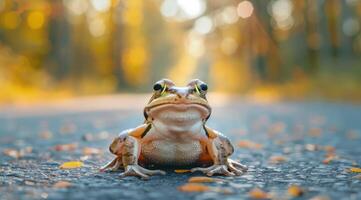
[348,167,361,173]
[174,169,191,173]
[3,147,32,159]
[305,144,318,151]
[238,140,263,149]
[269,155,287,164]
[188,176,216,183]
[3,149,20,158]
[248,188,271,199]
[287,185,304,197]
[178,183,210,192]
[25,181,35,185]
[59,161,83,169]
[53,143,78,151]
[53,181,72,188]
[323,155,337,164]
[308,128,322,137]
[82,147,101,155]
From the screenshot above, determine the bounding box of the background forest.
[0,0,360,103]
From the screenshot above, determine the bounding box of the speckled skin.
[101,79,247,179]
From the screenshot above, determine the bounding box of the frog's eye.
[199,83,208,91]
[153,83,163,91]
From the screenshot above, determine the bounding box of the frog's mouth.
[145,102,211,122]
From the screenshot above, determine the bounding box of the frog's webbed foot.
[100,157,123,172]
[120,165,166,180]
[191,159,247,176]
[191,164,235,176]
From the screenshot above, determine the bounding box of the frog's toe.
[191,165,235,176]
[100,157,123,172]
[228,159,248,172]
[227,163,244,175]
[120,165,165,179]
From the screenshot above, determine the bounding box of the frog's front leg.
[120,136,166,179]
[192,128,248,176]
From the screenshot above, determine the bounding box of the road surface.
[0,95,360,200]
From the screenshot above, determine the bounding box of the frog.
[100,79,247,179]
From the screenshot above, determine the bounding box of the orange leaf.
[269,155,287,164]
[238,140,263,149]
[248,188,270,199]
[288,185,304,197]
[174,169,191,173]
[54,143,78,151]
[59,161,83,169]
[178,183,210,192]
[3,149,20,158]
[188,176,216,183]
[323,155,337,164]
[82,147,101,155]
[53,181,72,188]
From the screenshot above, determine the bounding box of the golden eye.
[161,84,167,95]
[194,85,201,95]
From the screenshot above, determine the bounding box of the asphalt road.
[0,95,360,200]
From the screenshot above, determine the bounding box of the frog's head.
[144,79,211,124]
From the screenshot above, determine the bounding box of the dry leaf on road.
[178,183,210,192]
[59,161,83,169]
[188,176,217,183]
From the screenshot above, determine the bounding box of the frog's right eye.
[153,83,163,91]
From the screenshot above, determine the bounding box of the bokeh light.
[193,16,213,35]
[343,18,360,37]
[270,0,294,30]
[160,0,206,21]
[63,0,88,16]
[0,0,360,103]
[90,0,111,12]
[27,11,45,30]
[237,1,254,19]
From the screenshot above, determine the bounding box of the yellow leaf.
[174,169,191,173]
[188,176,216,183]
[288,185,304,197]
[59,161,83,169]
[248,188,270,199]
[349,167,361,173]
[178,183,210,192]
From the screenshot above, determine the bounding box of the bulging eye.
[153,83,163,91]
[199,83,208,91]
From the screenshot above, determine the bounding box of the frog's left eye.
[153,83,163,91]
[199,83,208,91]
